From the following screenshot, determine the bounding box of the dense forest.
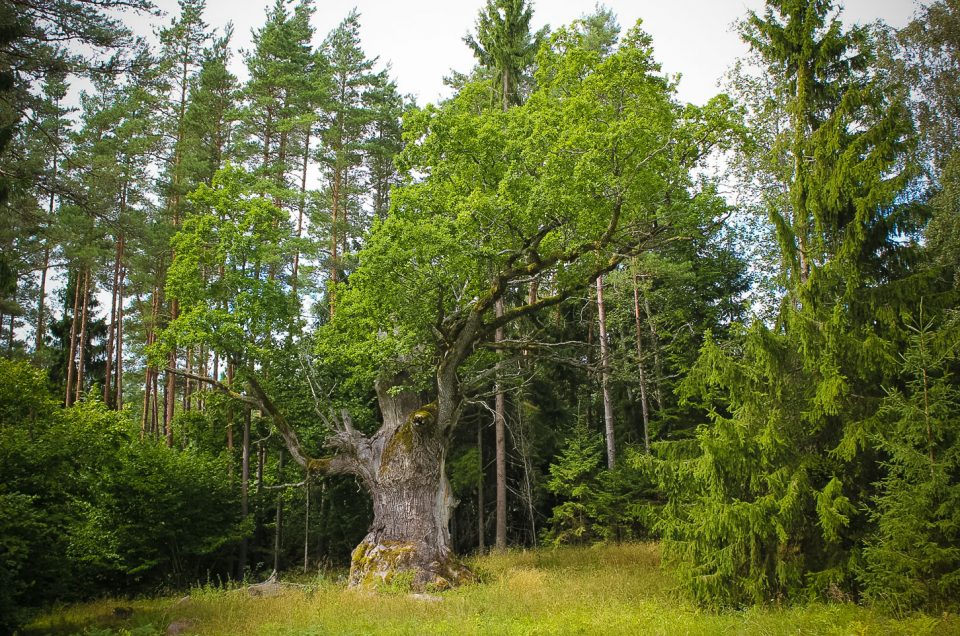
[1,0,958,631]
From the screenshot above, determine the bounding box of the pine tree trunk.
[104,236,121,406]
[291,128,310,305]
[596,274,615,468]
[65,269,81,406]
[273,449,284,573]
[164,57,190,443]
[303,478,310,573]
[142,290,159,438]
[197,345,206,412]
[141,367,152,439]
[115,245,124,410]
[494,298,507,550]
[239,405,250,577]
[74,268,90,404]
[317,481,328,561]
[340,171,349,268]
[37,147,57,352]
[515,399,537,546]
[631,270,651,453]
[585,292,595,426]
[36,244,49,352]
[329,167,341,317]
[642,296,664,410]
[152,371,160,438]
[268,101,289,283]
[165,300,178,447]
[477,417,485,552]
[184,347,193,412]
[227,361,235,454]
[257,444,265,493]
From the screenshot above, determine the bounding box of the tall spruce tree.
[658,0,927,607]
[464,0,546,111]
[860,311,960,614]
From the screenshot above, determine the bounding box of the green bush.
[0,359,246,632]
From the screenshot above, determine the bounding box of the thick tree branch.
[166,367,259,408]
[482,225,668,334]
[167,367,359,477]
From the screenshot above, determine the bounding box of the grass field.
[24,543,960,635]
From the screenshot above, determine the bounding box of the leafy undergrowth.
[24,543,960,635]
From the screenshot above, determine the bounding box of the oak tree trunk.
[346,379,473,590]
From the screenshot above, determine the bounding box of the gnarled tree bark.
[345,378,471,589]
[178,366,473,590]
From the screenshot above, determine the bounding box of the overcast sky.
[129,0,926,106]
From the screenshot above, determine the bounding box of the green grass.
[24,543,960,635]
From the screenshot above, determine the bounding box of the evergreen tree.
[29,72,73,356]
[464,0,547,110]
[183,29,239,188]
[155,0,213,444]
[463,0,546,552]
[860,311,960,614]
[317,9,376,315]
[362,71,405,223]
[658,0,927,607]
[240,0,315,191]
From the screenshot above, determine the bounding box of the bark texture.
[236,369,473,591]
[346,379,472,590]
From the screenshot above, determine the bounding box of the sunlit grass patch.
[25,543,960,635]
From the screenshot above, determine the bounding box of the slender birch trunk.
[596,275,615,468]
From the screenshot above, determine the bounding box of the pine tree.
[362,71,404,223]
[241,0,315,191]
[159,0,213,442]
[30,72,72,356]
[183,30,239,188]
[317,10,377,316]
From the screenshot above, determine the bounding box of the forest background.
[1,0,958,632]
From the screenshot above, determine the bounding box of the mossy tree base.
[349,539,475,590]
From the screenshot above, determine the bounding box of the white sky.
[132,0,926,106]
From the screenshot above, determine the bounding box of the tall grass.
[25,543,959,635]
